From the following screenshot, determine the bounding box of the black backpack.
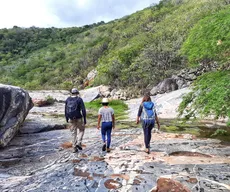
[66,97,79,119]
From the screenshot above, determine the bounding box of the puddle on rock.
[169,151,211,158]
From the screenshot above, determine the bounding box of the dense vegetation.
[0,0,229,90]
[0,0,229,122]
[178,71,230,124]
[179,8,230,124]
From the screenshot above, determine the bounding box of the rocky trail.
[0,88,230,192]
[1,125,230,191]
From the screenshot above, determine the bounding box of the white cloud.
[0,0,61,28]
[0,0,160,29]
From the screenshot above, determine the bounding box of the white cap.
[101,98,109,103]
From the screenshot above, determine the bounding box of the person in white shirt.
[97,98,115,152]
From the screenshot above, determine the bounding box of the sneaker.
[106,148,111,153]
[76,144,82,150]
[102,143,106,151]
[73,147,78,153]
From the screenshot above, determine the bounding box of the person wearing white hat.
[97,98,115,152]
[65,88,86,153]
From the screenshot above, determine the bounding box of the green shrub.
[45,95,55,105]
[178,71,230,122]
[211,129,228,137]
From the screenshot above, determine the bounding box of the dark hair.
[142,95,151,103]
[102,103,109,106]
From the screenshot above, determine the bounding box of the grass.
[85,99,129,127]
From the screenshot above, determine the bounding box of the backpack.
[142,102,155,121]
[66,97,79,119]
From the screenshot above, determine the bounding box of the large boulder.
[0,84,33,147]
[150,78,178,96]
[125,88,191,120]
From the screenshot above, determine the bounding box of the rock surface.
[150,63,218,96]
[150,78,179,96]
[126,88,191,120]
[0,84,33,147]
[29,86,105,103]
[0,88,229,191]
[0,127,229,192]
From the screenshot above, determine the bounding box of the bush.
[178,71,230,123]
[45,95,55,105]
[211,129,228,137]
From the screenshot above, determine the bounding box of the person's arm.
[112,114,115,129]
[155,111,160,130]
[136,104,143,124]
[97,114,102,130]
[80,99,87,124]
[65,99,69,123]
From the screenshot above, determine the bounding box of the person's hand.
[157,124,160,130]
[97,125,100,130]
[136,119,140,124]
[112,125,115,129]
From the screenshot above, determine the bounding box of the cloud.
[0,0,160,28]
[0,0,60,28]
[47,0,158,26]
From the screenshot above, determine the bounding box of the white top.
[98,107,114,122]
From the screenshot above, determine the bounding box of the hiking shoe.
[76,145,82,150]
[102,143,106,151]
[106,148,111,153]
[73,147,78,153]
[145,148,150,154]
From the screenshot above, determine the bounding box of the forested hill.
[0,0,229,91]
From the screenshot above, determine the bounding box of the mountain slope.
[0,0,229,90]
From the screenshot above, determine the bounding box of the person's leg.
[101,122,106,143]
[147,121,154,148]
[76,118,85,149]
[142,121,148,149]
[105,122,112,148]
[70,119,78,152]
[101,122,107,151]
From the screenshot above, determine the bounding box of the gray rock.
[150,78,178,96]
[0,84,33,147]
[86,69,97,81]
[80,86,100,102]
[29,90,69,103]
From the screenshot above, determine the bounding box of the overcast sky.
[0,0,160,29]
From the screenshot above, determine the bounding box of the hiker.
[65,88,86,153]
[97,98,115,152]
[136,94,160,154]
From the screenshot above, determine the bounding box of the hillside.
[0,0,229,122]
[0,0,229,89]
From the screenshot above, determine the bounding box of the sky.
[0,0,160,29]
